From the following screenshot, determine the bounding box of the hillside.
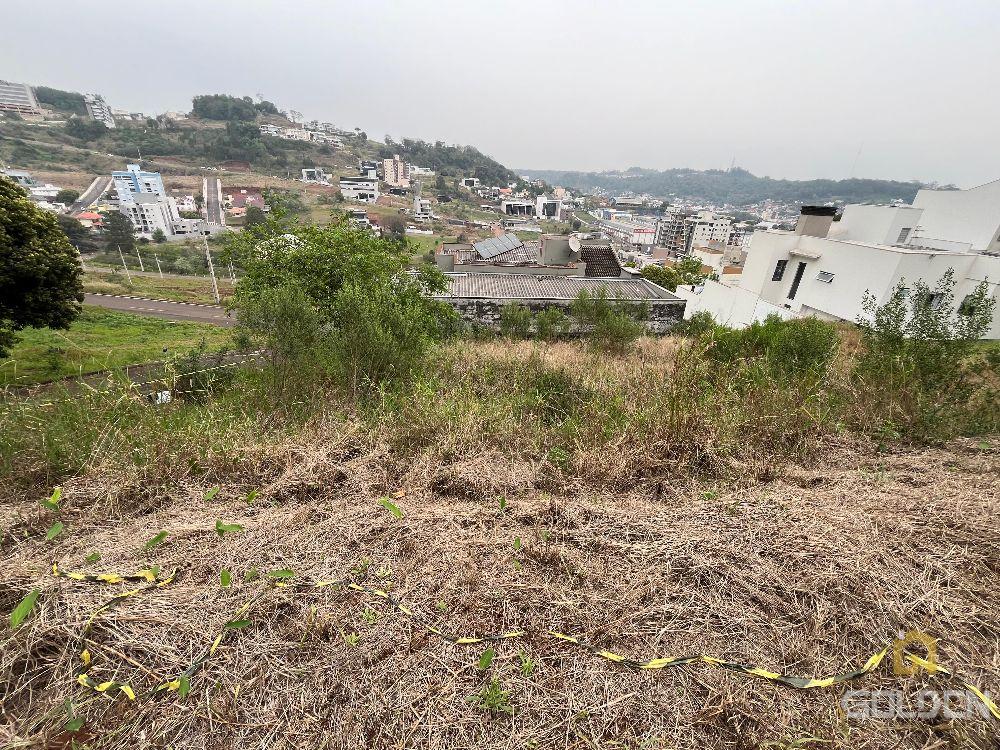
[1,337,998,749]
[518,166,934,206]
[0,89,517,187]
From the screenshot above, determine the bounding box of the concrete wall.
[912,180,1000,252]
[832,205,924,246]
[443,297,685,334]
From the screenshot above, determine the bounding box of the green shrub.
[853,269,998,439]
[706,314,838,379]
[570,289,648,354]
[499,304,532,339]
[534,306,569,342]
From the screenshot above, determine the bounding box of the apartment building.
[536,195,561,220]
[84,94,116,128]
[112,164,166,201]
[112,164,185,238]
[0,80,40,115]
[382,154,410,188]
[677,183,1000,338]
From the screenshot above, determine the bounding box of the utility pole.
[228,262,236,282]
[202,227,221,304]
[135,247,145,272]
[154,254,163,279]
[118,245,133,284]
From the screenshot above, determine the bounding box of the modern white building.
[112,164,189,238]
[536,195,562,220]
[677,182,1000,339]
[84,94,116,129]
[118,193,181,238]
[112,164,166,201]
[340,176,379,203]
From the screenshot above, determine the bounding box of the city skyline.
[3,0,999,188]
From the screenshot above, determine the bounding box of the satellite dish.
[568,236,581,253]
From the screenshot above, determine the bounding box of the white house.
[340,176,379,203]
[677,183,1000,338]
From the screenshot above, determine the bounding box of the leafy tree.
[192,94,259,121]
[65,117,108,142]
[228,220,455,394]
[0,177,84,356]
[55,189,80,205]
[56,214,100,253]
[254,100,279,115]
[102,211,135,253]
[571,288,648,354]
[383,215,407,244]
[640,264,682,291]
[152,228,167,243]
[244,206,268,229]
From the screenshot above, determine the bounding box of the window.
[772,259,788,281]
[816,271,835,283]
[896,227,911,244]
[787,262,807,300]
[959,294,979,316]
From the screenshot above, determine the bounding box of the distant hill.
[517,167,938,206]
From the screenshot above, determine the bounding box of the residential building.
[340,176,379,203]
[501,199,535,216]
[655,210,693,253]
[382,154,410,188]
[611,196,644,209]
[461,177,480,188]
[0,80,41,115]
[282,127,311,141]
[684,211,733,252]
[259,124,283,137]
[112,164,188,238]
[412,181,432,220]
[222,186,265,210]
[118,193,181,238]
[112,164,166,201]
[359,160,379,180]
[409,165,435,177]
[536,195,561,220]
[301,167,329,184]
[436,234,624,279]
[84,94,116,128]
[677,185,1000,338]
[596,217,657,250]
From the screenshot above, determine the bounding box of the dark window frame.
[772,259,788,281]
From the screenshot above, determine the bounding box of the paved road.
[203,176,225,226]
[85,293,235,327]
[71,175,113,213]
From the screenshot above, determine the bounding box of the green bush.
[706,314,839,379]
[570,289,648,354]
[534,307,569,342]
[499,304,532,339]
[853,269,998,439]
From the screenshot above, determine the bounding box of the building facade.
[84,94,116,128]
[340,176,379,203]
[0,80,40,115]
[382,154,410,188]
[677,188,1000,339]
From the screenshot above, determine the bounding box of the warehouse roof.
[435,273,679,301]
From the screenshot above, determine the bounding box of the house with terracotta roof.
[75,211,104,229]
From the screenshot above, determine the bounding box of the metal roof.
[473,233,523,260]
[436,274,680,301]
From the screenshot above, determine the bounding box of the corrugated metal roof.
[473,233,522,260]
[436,274,679,301]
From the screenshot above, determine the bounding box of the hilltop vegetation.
[380,137,519,185]
[519,166,933,205]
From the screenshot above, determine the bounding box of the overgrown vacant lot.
[0,339,998,749]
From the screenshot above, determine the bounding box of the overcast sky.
[4,0,999,186]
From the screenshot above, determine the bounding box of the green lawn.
[83,270,234,305]
[0,307,232,386]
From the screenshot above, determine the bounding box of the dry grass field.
[1,336,997,749]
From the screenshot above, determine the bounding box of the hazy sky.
[4,0,999,186]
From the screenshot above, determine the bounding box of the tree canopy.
[0,177,84,356]
[192,94,260,121]
[34,86,87,115]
